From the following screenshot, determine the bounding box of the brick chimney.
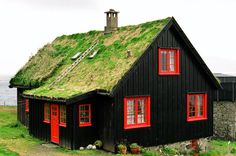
[104,9,119,34]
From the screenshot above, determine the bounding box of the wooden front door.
[51,104,59,144]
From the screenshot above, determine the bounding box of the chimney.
[104,9,119,34]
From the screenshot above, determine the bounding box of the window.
[124,96,151,129]
[59,105,66,127]
[43,103,50,123]
[158,48,180,75]
[187,93,207,122]
[79,104,92,127]
[25,99,29,112]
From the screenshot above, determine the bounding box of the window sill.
[159,72,180,75]
[124,124,150,130]
[59,123,67,127]
[187,117,207,122]
[79,123,92,127]
[43,120,50,123]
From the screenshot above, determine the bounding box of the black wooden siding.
[29,99,50,142]
[17,89,29,127]
[72,95,115,151]
[29,99,73,148]
[25,94,114,151]
[72,98,99,149]
[60,104,73,148]
[215,77,236,101]
[112,24,215,147]
[215,82,236,101]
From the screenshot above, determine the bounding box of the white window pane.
[170,65,175,71]
[161,51,167,71]
[169,51,175,71]
[170,51,175,63]
[127,100,135,124]
[127,100,134,114]
[197,95,203,116]
[137,99,145,123]
[127,117,134,124]
[189,96,195,117]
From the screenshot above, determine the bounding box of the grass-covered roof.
[10,17,171,99]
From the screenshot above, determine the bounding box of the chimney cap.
[105,9,119,13]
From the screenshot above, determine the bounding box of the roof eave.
[8,84,32,89]
[66,89,112,104]
[22,94,67,103]
[22,89,112,104]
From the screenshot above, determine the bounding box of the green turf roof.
[10,17,171,99]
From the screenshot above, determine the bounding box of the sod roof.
[10,17,171,99]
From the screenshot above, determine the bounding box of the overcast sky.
[0,0,236,76]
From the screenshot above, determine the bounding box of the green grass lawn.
[200,139,236,156]
[1,106,236,156]
[0,144,19,156]
[0,106,113,156]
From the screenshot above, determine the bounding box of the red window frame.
[158,48,180,75]
[187,93,207,122]
[124,96,151,129]
[59,105,67,127]
[25,99,29,112]
[43,103,50,123]
[78,104,92,127]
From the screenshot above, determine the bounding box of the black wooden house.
[10,10,221,152]
[214,73,236,102]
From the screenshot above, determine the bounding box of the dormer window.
[158,48,180,75]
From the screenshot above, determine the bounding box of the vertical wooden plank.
[152,44,158,144]
[232,82,234,101]
[234,83,236,102]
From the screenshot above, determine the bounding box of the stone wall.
[214,101,236,140]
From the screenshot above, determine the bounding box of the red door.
[51,104,59,144]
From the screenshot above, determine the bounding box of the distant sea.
[0,76,16,106]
